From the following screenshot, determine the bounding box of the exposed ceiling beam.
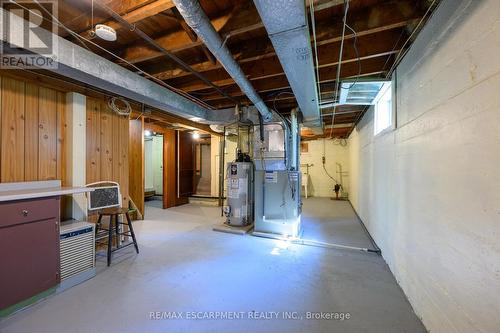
[63,0,155,33]
[306,0,345,12]
[169,7,217,64]
[121,8,239,64]
[75,0,176,38]
[120,0,419,66]
[150,20,412,82]
[165,29,403,92]
[203,57,389,108]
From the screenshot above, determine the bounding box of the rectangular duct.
[253,0,322,133]
[0,8,238,125]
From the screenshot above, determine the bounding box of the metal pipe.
[172,0,273,122]
[95,1,239,105]
[219,130,226,211]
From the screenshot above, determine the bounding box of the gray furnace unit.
[225,162,254,226]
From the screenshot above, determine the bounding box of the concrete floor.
[0,198,426,333]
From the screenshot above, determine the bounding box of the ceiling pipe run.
[171,0,274,122]
[252,0,323,134]
[0,7,244,125]
[94,1,239,105]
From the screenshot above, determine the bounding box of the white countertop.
[0,181,94,202]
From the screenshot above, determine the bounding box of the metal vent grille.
[60,224,95,281]
[338,81,391,106]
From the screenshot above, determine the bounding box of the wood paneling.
[1,77,25,182]
[38,87,58,180]
[56,92,66,183]
[0,76,67,185]
[24,83,39,181]
[86,98,101,183]
[129,117,144,217]
[0,75,130,219]
[117,113,130,208]
[100,103,113,181]
[86,96,130,208]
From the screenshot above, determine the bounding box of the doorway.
[194,137,211,196]
[144,132,163,208]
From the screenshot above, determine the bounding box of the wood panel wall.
[128,118,144,217]
[85,97,130,209]
[0,74,134,221]
[0,76,66,184]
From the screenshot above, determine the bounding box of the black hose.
[257,112,265,142]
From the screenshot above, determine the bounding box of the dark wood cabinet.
[0,197,60,310]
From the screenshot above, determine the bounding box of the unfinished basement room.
[0,0,498,332]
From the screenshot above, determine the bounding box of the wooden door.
[176,131,194,205]
[162,129,176,209]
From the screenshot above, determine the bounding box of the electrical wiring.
[328,1,362,139]
[31,0,91,51]
[322,162,339,184]
[386,0,439,78]
[108,96,132,116]
[341,22,361,90]
[309,0,322,106]
[272,91,295,113]
[9,0,214,110]
[328,0,349,139]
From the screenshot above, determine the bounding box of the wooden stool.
[96,207,139,266]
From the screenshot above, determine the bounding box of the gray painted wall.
[348,0,500,331]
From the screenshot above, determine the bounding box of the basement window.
[373,82,393,135]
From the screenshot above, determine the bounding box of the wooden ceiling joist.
[165,29,404,92]
[121,0,419,69]
[51,0,434,135]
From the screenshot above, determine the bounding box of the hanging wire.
[341,22,361,90]
[31,0,91,51]
[11,0,214,110]
[328,0,350,138]
[272,91,295,113]
[386,0,439,78]
[309,0,322,107]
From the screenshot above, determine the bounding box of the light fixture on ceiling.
[94,24,117,41]
[144,130,152,137]
[192,131,200,140]
[90,0,117,42]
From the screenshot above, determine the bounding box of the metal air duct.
[252,0,323,134]
[171,0,274,122]
[0,7,240,124]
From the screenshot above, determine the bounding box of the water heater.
[225,162,254,226]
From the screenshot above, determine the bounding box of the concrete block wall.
[348,0,500,331]
[300,139,350,198]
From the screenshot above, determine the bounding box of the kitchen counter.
[0,180,94,314]
[0,180,94,202]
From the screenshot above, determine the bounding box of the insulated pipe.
[252,0,323,134]
[172,0,273,122]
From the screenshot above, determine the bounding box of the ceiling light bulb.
[192,132,200,139]
[144,130,152,137]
